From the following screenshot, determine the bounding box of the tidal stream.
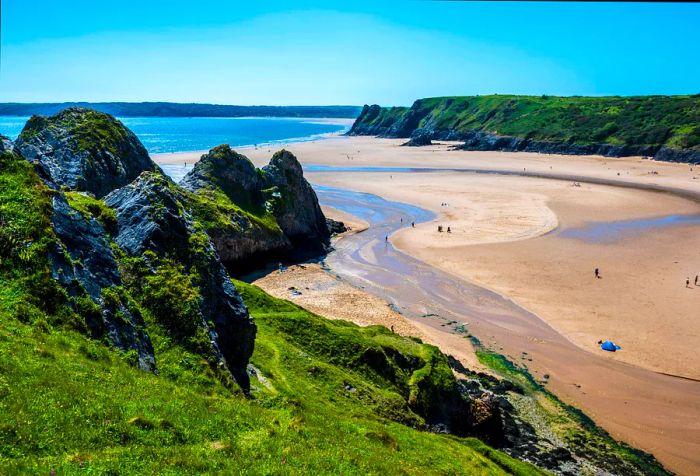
[314,182,700,472]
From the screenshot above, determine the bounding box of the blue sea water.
[0,116,349,154]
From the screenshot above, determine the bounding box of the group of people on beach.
[686,275,699,288]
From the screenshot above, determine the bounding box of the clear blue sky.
[1,1,698,105]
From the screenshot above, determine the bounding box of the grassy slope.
[0,152,545,475]
[357,95,700,151]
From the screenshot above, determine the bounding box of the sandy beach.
[154,136,700,474]
[155,136,700,379]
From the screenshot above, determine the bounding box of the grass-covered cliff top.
[352,94,700,151]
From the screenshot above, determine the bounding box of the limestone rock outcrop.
[15,107,159,197]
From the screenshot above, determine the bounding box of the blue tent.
[601,340,621,352]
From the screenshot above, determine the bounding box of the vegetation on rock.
[350,95,700,163]
[15,107,158,198]
[0,159,544,473]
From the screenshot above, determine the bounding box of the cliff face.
[14,107,160,197]
[0,134,13,153]
[105,172,256,389]
[5,108,333,390]
[181,145,330,272]
[6,108,258,391]
[262,150,330,251]
[349,95,700,164]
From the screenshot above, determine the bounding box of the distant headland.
[0,102,363,118]
[348,94,700,164]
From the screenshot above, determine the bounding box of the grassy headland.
[349,95,700,162]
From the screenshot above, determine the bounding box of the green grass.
[0,282,547,475]
[0,151,548,474]
[19,108,134,157]
[354,94,700,152]
[186,186,282,237]
[64,191,117,232]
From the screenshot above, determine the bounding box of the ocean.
[0,116,350,154]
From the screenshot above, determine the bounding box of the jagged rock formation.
[181,145,330,272]
[262,150,330,249]
[0,134,13,153]
[326,218,347,235]
[14,107,160,197]
[402,128,433,147]
[349,95,700,164]
[7,108,258,392]
[105,172,256,390]
[49,194,155,371]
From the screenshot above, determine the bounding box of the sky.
[1,1,699,106]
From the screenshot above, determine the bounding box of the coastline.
[155,135,700,474]
[151,120,352,164]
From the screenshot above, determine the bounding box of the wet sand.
[313,182,700,475]
[155,136,700,474]
[310,171,700,379]
[253,262,484,371]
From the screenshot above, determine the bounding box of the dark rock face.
[326,218,347,235]
[49,194,155,371]
[0,134,13,153]
[348,104,418,137]
[262,150,330,251]
[105,172,256,390]
[456,130,660,158]
[654,146,700,165]
[402,128,433,147]
[180,145,265,206]
[182,146,330,272]
[14,108,159,198]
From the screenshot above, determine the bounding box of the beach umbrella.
[601,340,621,352]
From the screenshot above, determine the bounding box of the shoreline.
[156,136,700,474]
[152,127,351,164]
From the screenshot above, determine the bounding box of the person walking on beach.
[687,277,691,288]
[695,275,698,286]
[411,221,415,228]
[595,268,600,279]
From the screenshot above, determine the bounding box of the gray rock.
[0,134,13,153]
[326,218,347,235]
[49,193,155,371]
[262,149,330,251]
[105,171,256,391]
[181,146,330,271]
[181,144,264,204]
[402,128,433,147]
[14,108,159,197]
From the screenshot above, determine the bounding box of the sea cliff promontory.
[349,95,700,164]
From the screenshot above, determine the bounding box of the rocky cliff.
[7,108,256,391]
[349,95,700,164]
[181,145,330,272]
[105,172,255,389]
[14,107,160,197]
[0,134,13,153]
[5,108,334,391]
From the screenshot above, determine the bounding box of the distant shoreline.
[152,127,350,164]
[0,102,362,119]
